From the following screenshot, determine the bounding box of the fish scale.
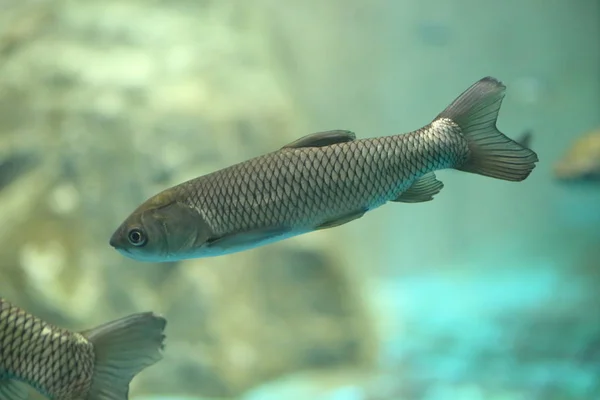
[175,126,461,237]
[0,299,94,400]
[109,77,539,262]
[0,298,166,400]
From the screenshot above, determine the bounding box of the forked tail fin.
[83,312,167,400]
[435,76,539,181]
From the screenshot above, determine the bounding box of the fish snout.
[109,229,124,249]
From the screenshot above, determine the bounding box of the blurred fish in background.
[554,127,600,183]
[0,0,598,400]
[0,297,166,400]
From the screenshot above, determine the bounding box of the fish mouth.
[108,230,123,249]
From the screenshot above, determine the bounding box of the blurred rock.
[241,368,374,400]
[0,0,53,61]
[138,247,375,397]
[0,0,375,398]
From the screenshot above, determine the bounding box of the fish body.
[554,127,600,182]
[0,298,166,400]
[109,77,539,262]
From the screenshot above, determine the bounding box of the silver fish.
[109,77,538,262]
[0,298,166,400]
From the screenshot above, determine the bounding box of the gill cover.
[110,199,214,262]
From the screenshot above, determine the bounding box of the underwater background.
[0,0,599,399]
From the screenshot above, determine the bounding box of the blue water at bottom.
[135,261,599,400]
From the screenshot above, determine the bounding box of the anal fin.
[0,378,28,400]
[282,130,356,149]
[393,173,444,203]
[315,208,367,230]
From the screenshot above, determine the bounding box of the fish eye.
[127,228,147,247]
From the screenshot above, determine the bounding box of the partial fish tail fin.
[82,312,167,400]
[435,76,539,182]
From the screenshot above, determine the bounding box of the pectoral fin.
[0,379,28,400]
[393,173,444,203]
[282,130,356,149]
[315,208,367,230]
[206,227,292,250]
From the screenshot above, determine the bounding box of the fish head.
[109,191,213,262]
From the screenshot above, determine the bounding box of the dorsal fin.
[281,130,356,149]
